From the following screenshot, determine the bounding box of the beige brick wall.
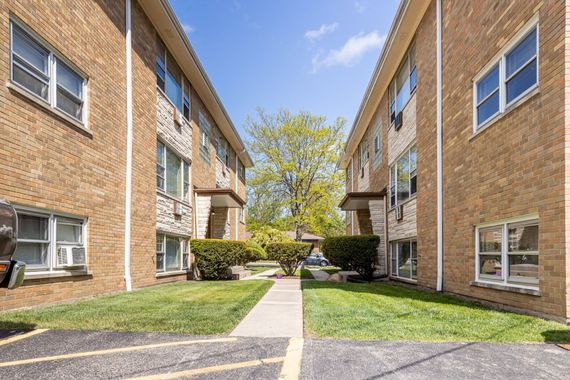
[388,93,416,166]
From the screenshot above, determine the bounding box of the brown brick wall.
[0,0,128,310]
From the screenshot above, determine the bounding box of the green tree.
[246,108,346,240]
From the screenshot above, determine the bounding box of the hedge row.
[321,235,380,281]
[190,239,266,280]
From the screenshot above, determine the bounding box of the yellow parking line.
[0,337,237,368]
[279,337,304,380]
[558,344,570,351]
[0,329,49,347]
[126,357,285,380]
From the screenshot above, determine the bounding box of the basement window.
[156,234,189,273]
[476,218,539,289]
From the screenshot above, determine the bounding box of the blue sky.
[170,0,399,138]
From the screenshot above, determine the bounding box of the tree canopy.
[246,108,346,240]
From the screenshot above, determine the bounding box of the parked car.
[304,252,330,267]
[0,200,26,289]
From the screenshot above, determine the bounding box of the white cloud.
[304,22,339,41]
[182,24,195,34]
[355,1,366,13]
[311,31,385,72]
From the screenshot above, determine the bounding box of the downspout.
[436,0,443,291]
[123,0,133,291]
[351,158,355,235]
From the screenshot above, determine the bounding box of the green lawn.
[0,281,272,335]
[276,268,314,279]
[303,281,570,343]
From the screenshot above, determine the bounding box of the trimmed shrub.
[248,226,293,250]
[266,242,312,276]
[190,239,247,280]
[321,235,380,281]
[243,239,267,264]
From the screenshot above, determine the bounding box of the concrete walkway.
[242,268,278,280]
[230,278,303,338]
[307,268,329,281]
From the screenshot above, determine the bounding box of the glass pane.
[397,154,410,203]
[156,252,164,272]
[391,245,398,276]
[156,234,164,252]
[506,28,537,78]
[397,241,411,278]
[508,223,538,252]
[166,148,181,198]
[409,146,416,171]
[166,53,182,111]
[12,26,49,74]
[396,79,410,113]
[410,67,416,92]
[476,65,499,103]
[477,91,499,126]
[56,88,83,120]
[18,214,48,240]
[508,254,538,285]
[56,59,83,98]
[13,242,48,266]
[57,220,82,243]
[479,255,503,281]
[506,59,537,103]
[13,63,49,100]
[157,141,165,165]
[479,226,502,253]
[165,237,180,271]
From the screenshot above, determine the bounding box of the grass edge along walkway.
[303,281,570,343]
[0,280,273,335]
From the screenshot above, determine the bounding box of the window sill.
[156,269,189,278]
[390,276,417,285]
[7,81,92,137]
[156,189,191,207]
[469,86,540,142]
[24,269,92,281]
[389,194,417,211]
[470,280,541,296]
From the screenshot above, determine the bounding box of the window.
[238,159,246,181]
[391,239,417,280]
[476,218,538,288]
[372,116,383,168]
[240,207,245,223]
[358,136,369,174]
[390,145,417,208]
[216,136,230,167]
[13,207,86,272]
[10,21,86,124]
[156,37,191,121]
[474,21,538,130]
[156,234,189,273]
[389,41,416,123]
[156,140,190,201]
[199,111,211,162]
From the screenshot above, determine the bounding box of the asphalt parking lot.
[0,329,568,379]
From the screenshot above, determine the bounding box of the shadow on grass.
[541,330,570,344]
[0,321,38,338]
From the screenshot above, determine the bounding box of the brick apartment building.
[0,0,251,310]
[339,0,570,324]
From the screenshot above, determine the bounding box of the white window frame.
[390,239,417,281]
[472,15,539,132]
[156,140,190,202]
[475,215,539,290]
[358,136,369,173]
[10,20,88,125]
[156,233,189,273]
[238,159,246,181]
[240,207,245,223]
[156,37,191,123]
[14,206,87,273]
[389,143,417,208]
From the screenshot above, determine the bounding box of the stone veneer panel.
[369,200,387,275]
[387,198,417,242]
[211,207,230,239]
[215,158,231,188]
[388,93,416,165]
[156,193,192,236]
[195,195,211,239]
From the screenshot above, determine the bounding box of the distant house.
[285,232,324,252]
[244,231,324,252]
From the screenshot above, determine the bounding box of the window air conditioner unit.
[173,200,183,216]
[395,111,403,130]
[395,204,404,221]
[173,108,184,126]
[56,246,86,267]
[360,166,365,178]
